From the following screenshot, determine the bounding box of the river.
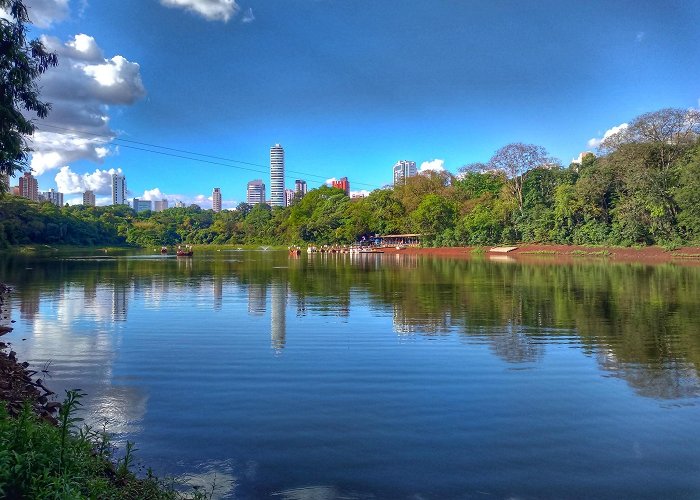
[2,249,700,499]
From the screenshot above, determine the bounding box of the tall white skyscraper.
[112,173,127,205]
[393,160,417,185]
[212,187,222,212]
[270,144,285,207]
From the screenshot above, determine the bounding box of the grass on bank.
[0,390,209,500]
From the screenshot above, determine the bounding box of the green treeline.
[2,108,700,250]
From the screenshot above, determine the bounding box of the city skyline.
[5,0,700,208]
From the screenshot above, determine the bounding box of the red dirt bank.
[379,244,700,265]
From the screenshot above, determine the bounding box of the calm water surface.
[2,250,700,499]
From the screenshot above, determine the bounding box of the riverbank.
[379,243,700,265]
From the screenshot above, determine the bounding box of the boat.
[160,246,168,254]
[176,245,193,257]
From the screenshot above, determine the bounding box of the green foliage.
[1,110,699,249]
[0,390,206,499]
[0,0,58,191]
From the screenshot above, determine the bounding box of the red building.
[19,172,39,201]
[332,176,350,196]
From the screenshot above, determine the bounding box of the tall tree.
[0,0,58,192]
[486,143,553,214]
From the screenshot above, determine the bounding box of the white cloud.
[55,166,123,195]
[325,177,337,186]
[636,31,645,43]
[241,7,254,23]
[419,159,446,173]
[350,190,370,198]
[26,34,145,176]
[587,123,629,148]
[141,188,168,201]
[25,0,69,28]
[28,130,117,175]
[160,0,239,22]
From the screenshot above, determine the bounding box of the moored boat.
[176,245,193,257]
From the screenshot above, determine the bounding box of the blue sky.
[10,0,700,207]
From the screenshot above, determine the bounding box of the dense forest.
[1,108,700,250]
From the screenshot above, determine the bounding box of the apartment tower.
[332,177,350,196]
[19,172,39,201]
[83,190,96,206]
[294,179,307,197]
[112,173,127,205]
[393,160,417,185]
[212,187,222,213]
[270,144,285,207]
[247,179,266,205]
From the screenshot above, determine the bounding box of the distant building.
[19,172,39,201]
[83,190,96,206]
[284,188,295,207]
[212,187,222,213]
[393,160,417,185]
[247,179,266,205]
[132,198,152,213]
[332,177,350,196]
[175,200,185,208]
[270,144,285,207]
[153,199,168,212]
[112,173,127,205]
[294,179,307,197]
[43,189,63,206]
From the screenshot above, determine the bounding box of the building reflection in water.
[111,282,129,322]
[213,276,223,311]
[270,281,287,352]
[248,284,266,316]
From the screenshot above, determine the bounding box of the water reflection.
[270,281,287,352]
[4,251,700,497]
[2,252,700,405]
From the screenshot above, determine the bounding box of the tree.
[486,143,553,214]
[600,108,700,172]
[0,0,58,192]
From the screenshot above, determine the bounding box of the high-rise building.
[247,179,266,205]
[83,190,96,206]
[270,144,285,207]
[332,177,350,196]
[112,173,127,205]
[153,199,168,212]
[43,189,63,206]
[175,200,185,208]
[132,198,152,212]
[285,188,295,207]
[19,172,39,201]
[212,187,222,213]
[294,179,307,197]
[393,160,417,185]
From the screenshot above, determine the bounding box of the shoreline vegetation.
[0,285,211,499]
[1,109,700,254]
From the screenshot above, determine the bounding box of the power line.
[34,124,382,189]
